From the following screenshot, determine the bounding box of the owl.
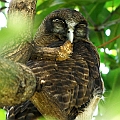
[7,8,104,120]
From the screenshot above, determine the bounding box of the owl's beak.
[67,28,74,43]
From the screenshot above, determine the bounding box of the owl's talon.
[56,40,73,61]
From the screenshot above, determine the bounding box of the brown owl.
[7,8,104,120]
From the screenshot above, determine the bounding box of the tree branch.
[1,0,37,63]
[97,34,120,48]
[0,0,37,107]
[94,18,120,31]
[0,57,36,107]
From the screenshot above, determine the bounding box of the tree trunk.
[0,0,37,106]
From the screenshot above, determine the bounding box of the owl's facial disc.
[50,13,87,44]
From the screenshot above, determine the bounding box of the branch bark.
[0,0,37,107]
[0,57,36,107]
[97,34,120,48]
[1,0,37,63]
[94,18,120,31]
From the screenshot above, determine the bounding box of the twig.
[97,35,120,48]
[96,19,120,31]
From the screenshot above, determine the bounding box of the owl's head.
[34,8,88,47]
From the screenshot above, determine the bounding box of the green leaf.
[36,0,54,11]
[105,0,120,8]
[0,109,6,120]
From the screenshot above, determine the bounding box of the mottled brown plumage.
[7,8,103,120]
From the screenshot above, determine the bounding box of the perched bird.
[7,8,104,120]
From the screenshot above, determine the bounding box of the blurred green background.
[0,0,120,120]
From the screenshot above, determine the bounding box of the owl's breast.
[27,53,91,113]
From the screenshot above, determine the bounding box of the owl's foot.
[56,40,73,61]
[31,40,73,61]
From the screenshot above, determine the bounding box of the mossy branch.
[0,0,37,107]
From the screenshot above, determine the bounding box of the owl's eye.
[79,24,87,28]
[52,19,65,28]
[75,23,87,38]
[52,19,60,22]
[76,23,87,29]
[52,19,65,24]
[52,18,66,33]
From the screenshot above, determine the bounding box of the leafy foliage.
[0,109,6,120]
[0,0,120,120]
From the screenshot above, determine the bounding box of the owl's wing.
[6,100,41,120]
[70,40,104,120]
